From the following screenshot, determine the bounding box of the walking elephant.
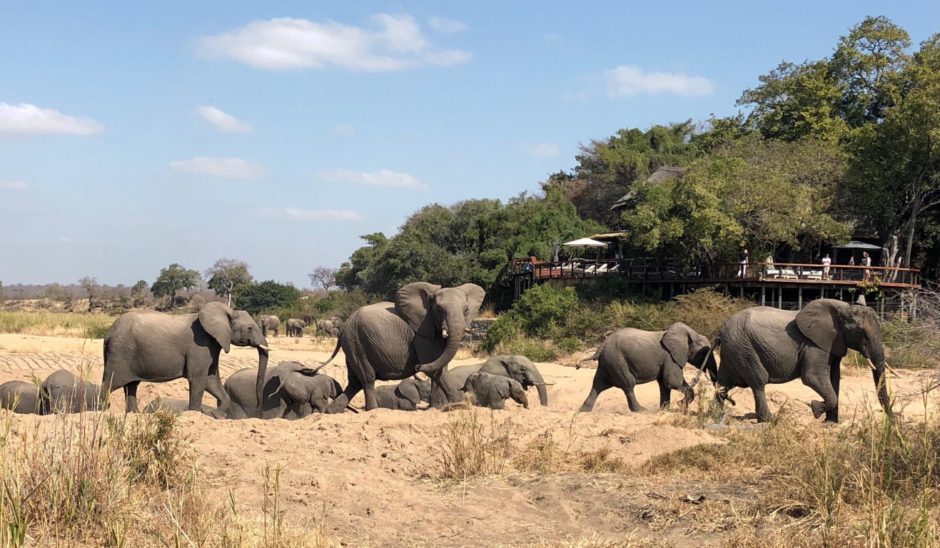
[41,369,104,414]
[224,361,342,419]
[103,302,269,414]
[714,299,891,423]
[579,322,716,413]
[321,282,485,412]
[0,380,41,414]
[315,317,343,337]
[374,378,432,410]
[463,371,529,410]
[448,355,549,406]
[286,318,306,337]
[260,315,280,337]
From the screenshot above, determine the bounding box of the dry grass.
[0,310,115,338]
[0,411,339,547]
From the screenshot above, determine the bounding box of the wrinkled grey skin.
[315,317,343,337]
[0,380,41,414]
[579,322,716,413]
[449,355,549,406]
[373,378,432,410]
[143,398,220,417]
[103,302,269,415]
[42,369,104,414]
[321,282,485,412]
[286,318,306,337]
[715,299,890,423]
[224,362,342,419]
[463,371,529,410]
[259,315,280,337]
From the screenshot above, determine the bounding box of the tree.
[335,233,388,291]
[234,281,301,315]
[130,280,149,307]
[308,266,338,292]
[78,276,97,312]
[205,258,253,307]
[151,263,200,309]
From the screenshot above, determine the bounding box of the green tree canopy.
[150,264,200,309]
[235,280,301,316]
[205,258,253,307]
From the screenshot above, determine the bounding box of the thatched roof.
[610,166,687,211]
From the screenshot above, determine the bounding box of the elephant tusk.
[441,328,449,339]
[258,344,271,351]
[866,358,901,378]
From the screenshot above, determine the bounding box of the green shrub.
[511,284,579,337]
[494,337,559,362]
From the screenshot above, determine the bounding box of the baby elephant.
[41,369,105,414]
[0,380,42,414]
[225,361,342,419]
[579,322,716,413]
[374,378,432,410]
[143,398,222,418]
[463,372,529,410]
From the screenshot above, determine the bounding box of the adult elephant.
[579,323,716,412]
[0,380,41,414]
[714,299,891,423]
[103,302,269,414]
[448,355,549,406]
[323,282,485,412]
[41,370,104,414]
[286,318,306,337]
[260,315,280,337]
[224,361,342,419]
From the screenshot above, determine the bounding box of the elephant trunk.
[526,368,549,406]
[255,347,269,417]
[867,344,892,416]
[416,316,464,374]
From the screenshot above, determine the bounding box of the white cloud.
[0,181,28,191]
[520,143,561,158]
[318,168,426,189]
[0,102,103,136]
[603,65,714,97]
[196,14,470,71]
[197,106,253,133]
[259,207,363,221]
[428,16,468,34]
[332,122,355,136]
[170,157,265,180]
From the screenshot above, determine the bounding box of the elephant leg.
[624,385,645,413]
[328,375,362,413]
[802,368,839,423]
[205,374,229,412]
[124,382,140,413]
[751,386,772,422]
[362,381,378,411]
[428,369,460,407]
[657,380,672,410]
[579,369,612,412]
[187,374,208,411]
[660,363,688,409]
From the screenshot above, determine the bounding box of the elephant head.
[398,282,486,374]
[395,378,432,407]
[198,302,269,414]
[661,322,716,380]
[795,299,890,414]
[498,377,529,409]
[482,355,549,406]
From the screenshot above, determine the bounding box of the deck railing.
[510,258,921,287]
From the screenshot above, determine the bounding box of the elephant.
[0,380,41,414]
[41,369,104,414]
[224,361,342,419]
[286,318,306,337]
[579,322,716,413]
[103,302,269,414]
[463,371,529,410]
[260,315,280,337]
[714,299,891,423]
[373,378,432,410]
[448,355,549,406]
[321,282,485,412]
[143,398,220,417]
[315,317,343,337]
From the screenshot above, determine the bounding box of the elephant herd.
[259,315,319,338]
[0,369,103,415]
[0,280,893,425]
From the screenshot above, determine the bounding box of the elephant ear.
[395,282,441,335]
[198,302,234,353]
[661,323,690,367]
[796,299,848,357]
[395,380,422,405]
[456,283,486,320]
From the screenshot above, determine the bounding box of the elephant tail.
[317,337,343,370]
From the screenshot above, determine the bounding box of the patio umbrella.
[562,237,607,247]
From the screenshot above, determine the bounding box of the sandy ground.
[0,332,937,546]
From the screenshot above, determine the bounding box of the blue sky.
[1,1,938,287]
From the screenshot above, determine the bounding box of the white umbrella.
[562,237,607,247]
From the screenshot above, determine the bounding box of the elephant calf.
[225,362,342,419]
[286,318,306,337]
[143,398,221,418]
[0,380,42,414]
[579,322,716,413]
[448,355,549,406]
[41,369,104,414]
[463,372,528,410]
[373,378,432,410]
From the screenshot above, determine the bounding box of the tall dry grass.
[0,310,115,338]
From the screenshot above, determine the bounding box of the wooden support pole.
[879,293,885,320]
[778,287,783,309]
[761,285,766,306]
[798,286,803,310]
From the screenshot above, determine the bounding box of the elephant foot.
[809,400,826,419]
